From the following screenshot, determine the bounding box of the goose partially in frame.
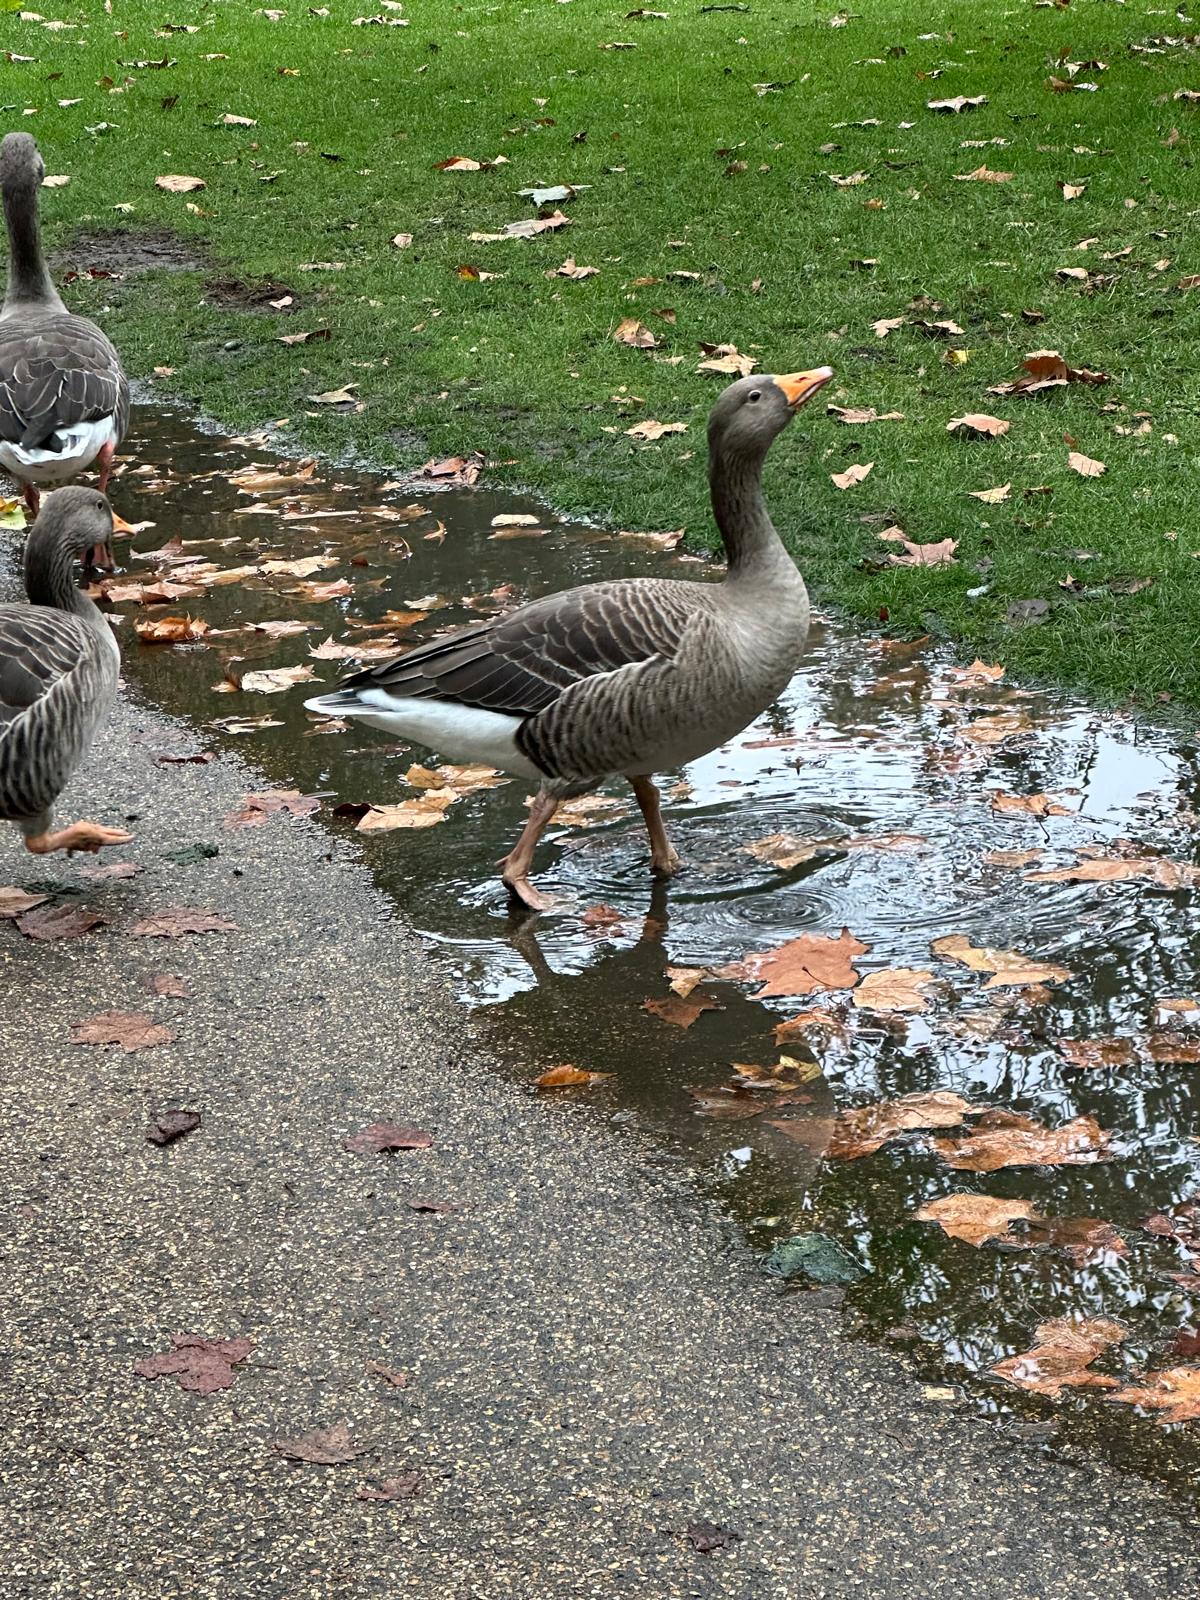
[0,132,129,518]
[0,484,129,855]
[305,366,832,909]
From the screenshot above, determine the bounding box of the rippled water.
[64,405,1200,1497]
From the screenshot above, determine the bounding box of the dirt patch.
[203,278,301,313]
[53,228,208,275]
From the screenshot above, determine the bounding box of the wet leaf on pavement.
[71,1010,176,1052]
[143,973,192,998]
[534,1064,614,1088]
[684,1521,742,1554]
[720,928,869,997]
[356,1472,422,1501]
[991,1318,1126,1396]
[127,908,236,938]
[224,788,321,828]
[134,1334,253,1394]
[146,1109,202,1146]
[0,887,51,919]
[642,994,722,1028]
[366,1360,409,1387]
[344,1122,433,1154]
[1107,1367,1200,1426]
[274,1420,367,1464]
[16,904,108,940]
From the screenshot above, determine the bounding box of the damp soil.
[52,227,210,276]
[35,403,1200,1504]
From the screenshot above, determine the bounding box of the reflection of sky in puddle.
[105,405,1200,1500]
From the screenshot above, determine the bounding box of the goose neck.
[24,531,98,623]
[2,177,64,313]
[709,447,790,582]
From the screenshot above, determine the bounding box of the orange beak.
[774,367,835,409]
[84,541,115,575]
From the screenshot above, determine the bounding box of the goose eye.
[747,390,761,403]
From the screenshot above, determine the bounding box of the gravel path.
[0,673,1195,1599]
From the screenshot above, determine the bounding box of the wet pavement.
[37,404,1200,1498]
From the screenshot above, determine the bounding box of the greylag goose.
[0,484,129,854]
[306,367,832,908]
[0,132,129,517]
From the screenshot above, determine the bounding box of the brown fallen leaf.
[274,1421,366,1465]
[224,788,321,828]
[990,792,1075,817]
[71,1009,175,1053]
[580,903,625,932]
[954,165,1013,183]
[829,1091,976,1159]
[1067,449,1106,477]
[16,903,107,940]
[686,1084,768,1121]
[915,319,966,338]
[723,928,869,998]
[406,762,506,795]
[0,887,51,919]
[947,413,1010,440]
[126,908,237,938]
[143,973,192,998]
[134,613,209,644]
[927,95,988,113]
[968,483,1011,504]
[1107,1367,1200,1426]
[613,317,659,349]
[915,1193,1038,1246]
[988,349,1109,396]
[1026,856,1200,889]
[931,934,1071,989]
[945,658,1006,686]
[238,665,318,694]
[1059,1037,1137,1069]
[307,384,360,408]
[278,328,331,346]
[772,1008,847,1046]
[549,256,599,279]
[642,994,722,1028]
[534,1064,614,1088]
[1059,180,1087,201]
[877,530,958,568]
[134,1334,253,1395]
[991,1318,1126,1396]
[354,790,459,831]
[625,419,687,441]
[356,1472,422,1501]
[344,1122,433,1154]
[933,1109,1109,1171]
[826,405,905,425]
[742,832,821,870]
[732,1054,823,1089]
[871,316,907,338]
[366,1360,409,1387]
[155,174,206,193]
[831,462,873,489]
[852,968,936,1014]
[696,342,757,377]
[1009,1215,1128,1265]
[147,1109,202,1146]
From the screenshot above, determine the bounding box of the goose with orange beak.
[306,367,833,909]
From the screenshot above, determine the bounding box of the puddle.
[32,404,1200,1499]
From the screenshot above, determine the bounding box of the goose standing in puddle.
[0,485,128,855]
[0,133,129,517]
[306,368,831,909]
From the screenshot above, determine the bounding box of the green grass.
[11,0,1200,703]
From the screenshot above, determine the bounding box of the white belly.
[305,690,543,780]
[0,414,119,485]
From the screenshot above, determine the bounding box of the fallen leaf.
[686,1084,768,1121]
[239,665,318,694]
[642,994,722,1028]
[613,317,659,349]
[534,1064,614,1088]
[344,1122,433,1154]
[390,232,413,248]
[1067,449,1106,477]
[147,1109,202,1146]
[274,1421,366,1465]
[134,1334,253,1395]
[1026,855,1200,889]
[742,832,821,869]
[991,1318,1125,1396]
[945,658,1006,686]
[990,792,1075,817]
[871,316,906,338]
[827,405,904,425]
[134,614,209,644]
[915,1193,1038,1246]
[852,968,936,1013]
[225,789,321,828]
[829,1090,975,1159]
[927,95,988,113]
[931,934,1071,989]
[968,483,1011,503]
[16,904,107,940]
[307,384,359,407]
[354,791,459,830]
[71,1009,175,1053]
[1059,1038,1137,1069]
[366,1360,409,1387]
[126,908,237,938]
[685,1522,741,1555]
[932,1109,1109,1171]
[625,419,687,441]
[772,1009,847,1046]
[721,928,869,997]
[220,112,257,127]
[581,904,625,932]
[877,530,958,568]
[1107,1367,1200,1426]
[155,174,205,193]
[954,165,1013,183]
[0,887,51,919]
[827,170,870,187]
[356,1472,422,1501]
[549,256,598,279]
[696,342,757,377]
[831,462,873,489]
[1059,180,1087,200]
[947,414,1010,439]
[405,762,506,795]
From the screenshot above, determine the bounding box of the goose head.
[0,132,43,200]
[30,485,117,581]
[707,367,834,465]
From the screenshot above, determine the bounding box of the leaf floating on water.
[852,968,936,1014]
[741,832,821,869]
[344,1122,433,1154]
[642,994,722,1028]
[991,1318,1126,1396]
[933,1109,1110,1171]
[945,658,1006,686]
[826,1091,976,1160]
[354,790,459,831]
[406,762,506,795]
[1059,1037,1137,1069]
[1107,1367,1200,1426]
[686,1084,768,1121]
[772,1008,847,1046]
[134,613,209,644]
[722,928,869,998]
[274,1420,367,1465]
[534,1064,614,1089]
[1025,855,1200,888]
[238,664,318,694]
[134,1333,253,1394]
[71,1010,175,1052]
[915,1193,1038,1246]
[990,791,1076,817]
[931,934,1071,989]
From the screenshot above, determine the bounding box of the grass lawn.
[9,0,1200,704]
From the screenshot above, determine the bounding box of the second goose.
[305,367,832,909]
